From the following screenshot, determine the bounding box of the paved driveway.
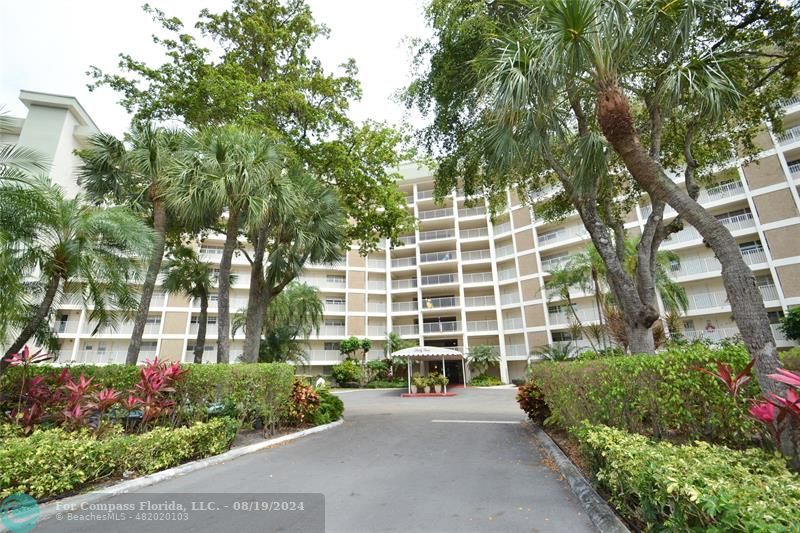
[38,388,596,533]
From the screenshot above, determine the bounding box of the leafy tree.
[780,308,800,342]
[160,245,214,364]
[339,337,362,360]
[530,342,578,362]
[78,124,191,365]
[87,0,414,253]
[467,344,500,376]
[0,180,153,368]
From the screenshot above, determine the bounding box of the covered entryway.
[392,346,466,396]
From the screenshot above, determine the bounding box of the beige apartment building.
[5,90,800,382]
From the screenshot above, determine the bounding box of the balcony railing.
[421,296,459,309]
[405,194,415,204]
[789,162,800,178]
[640,204,676,218]
[419,229,455,241]
[541,255,571,272]
[784,94,800,108]
[392,301,418,312]
[697,180,745,203]
[420,250,456,263]
[772,323,788,342]
[740,247,767,265]
[368,259,386,269]
[776,125,800,145]
[418,207,453,220]
[421,273,457,286]
[55,321,80,334]
[398,235,416,245]
[368,324,387,336]
[461,249,491,261]
[493,221,512,235]
[718,212,755,232]
[463,272,493,284]
[495,244,515,257]
[670,256,721,277]
[368,303,387,313]
[298,276,346,290]
[503,317,524,330]
[393,324,419,336]
[324,302,346,313]
[683,327,740,343]
[538,225,588,245]
[319,325,346,336]
[500,291,520,305]
[665,226,701,244]
[460,227,489,239]
[392,256,417,268]
[459,206,486,218]
[497,268,517,281]
[392,278,418,290]
[368,280,387,290]
[466,319,498,332]
[465,295,495,307]
[548,308,599,325]
[308,349,342,361]
[506,344,527,357]
[687,290,728,310]
[423,321,461,333]
[759,284,780,301]
[417,189,435,199]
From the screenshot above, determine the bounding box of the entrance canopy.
[394,346,465,395]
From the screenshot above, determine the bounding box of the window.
[324,319,345,326]
[324,342,340,351]
[187,344,215,352]
[683,320,695,331]
[325,298,345,306]
[326,274,346,284]
[739,240,763,252]
[141,341,157,352]
[756,275,774,287]
[191,315,217,324]
[767,311,784,324]
[145,316,161,325]
[552,331,579,342]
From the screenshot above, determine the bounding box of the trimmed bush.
[576,424,800,532]
[469,375,503,387]
[313,388,344,425]
[330,359,361,386]
[527,343,759,446]
[0,417,239,499]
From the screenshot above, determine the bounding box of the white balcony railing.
[368,324,387,336]
[324,302,346,313]
[500,291,521,305]
[497,268,517,281]
[419,229,455,241]
[308,349,342,362]
[548,308,599,325]
[538,225,588,246]
[421,273,457,286]
[506,344,528,357]
[393,324,419,336]
[392,301,418,312]
[421,296,459,309]
[697,180,745,203]
[687,290,728,310]
[683,327,740,343]
[777,125,800,145]
[319,325,346,336]
[759,284,780,301]
[420,250,456,263]
[671,256,721,277]
[368,259,386,269]
[718,212,755,232]
[417,189,435,200]
[461,249,491,261]
[789,162,800,178]
[368,303,387,313]
[466,319,498,332]
[665,226,701,244]
[465,295,495,307]
[460,227,489,239]
[463,272,493,284]
[392,256,416,268]
[503,317,524,330]
[541,255,571,272]
[459,206,486,218]
[55,321,80,334]
[398,235,416,245]
[392,278,418,290]
[495,244,515,257]
[418,207,453,220]
[493,221,512,235]
[423,321,461,333]
[740,247,767,265]
[772,323,788,342]
[640,204,676,219]
[368,280,387,291]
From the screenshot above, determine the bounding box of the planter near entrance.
[423,385,431,394]
[434,384,442,393]
[411,374,425,395]
[411,384,418,394]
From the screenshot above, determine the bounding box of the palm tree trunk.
[2,274,61,369]
[216,208,240,364]
[591,268,607,349]
[242,229,267,363]
[194,292,208,364]
[126,198,168,366]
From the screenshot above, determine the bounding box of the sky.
[0,0,431,136]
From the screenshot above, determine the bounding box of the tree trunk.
[216,209,240,364]
[2,274,61,369]
[627,321,655,354]
[193,292,208,364]
[242,229,267,363]
[126,198,168,366]
[591,268,607,349]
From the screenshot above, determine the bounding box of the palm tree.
[160,245,214,364]
[530,342,578,362]
[170,126,284,363]
[0,180,152,368]
[78,124,188,365]
[240,168,345,363]
[467,345,500,377]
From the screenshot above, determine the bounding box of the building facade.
[7,90,800,382]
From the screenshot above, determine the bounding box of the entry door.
[444,361,464,384]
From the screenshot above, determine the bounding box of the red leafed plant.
[286,378,320,425]
[132,358,189,431]
[694,359,755,398]
[745,368,800,454]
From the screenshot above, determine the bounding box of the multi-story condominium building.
[5,90,800,382]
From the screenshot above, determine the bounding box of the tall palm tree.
[160,245,214,364]
[78,124,188,365]
[0,180,152,368]
[241,168,345,363]
[170,126,284,363]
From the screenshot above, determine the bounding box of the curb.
[527,422,630,533]
[33,419,344,525]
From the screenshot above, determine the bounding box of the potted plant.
[411,373,425,394]
[429,372,446,393]
[423,376,432,394]
[437,374,449,393]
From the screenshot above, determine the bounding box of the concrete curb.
[527,422,630,533]
[33,419,344,525]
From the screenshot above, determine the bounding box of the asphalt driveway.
[37,387,596,533]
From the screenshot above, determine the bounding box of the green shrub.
[330,359,362,386]
[575,424,800,532]
[469,375,503,386]
[364,379,407,389]
[527,342,758,446]
[313,389,344,425]
[782,347,800,371]
[0,418,238,499]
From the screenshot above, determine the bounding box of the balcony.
[538,225,588,246]
[421,273,457,286]
[392,278,418,290]
[392,301,418,312]
[640,204,676,218]
[790,162,800,178]
[541,254,571,272]
[417,189,435,200]
[506,344,528,357]
[670,256,721,277]
[548,308,599,325]
[683,327,740,343]
[308,349,341,362]
[405,194,415,204]
[151,292,166,307]
[497,268,517,282]
[759,283,780,301]
[495,244,515,258]
[462,272,493,284]
[740,247,767,265]
[419,207,453,220]
[503,317,524,330]
[718,212,755,232]
[398,235,416,245]
[55,320,80,334]
[772,323,788,342]
[367,259,386,269]
[368,280,387,291]
[687,290,728,310]
[393,324,419,336]
[460,227,489,240]
[461,249,491,262]
[493,221,512,235]
[368,303,387,313]
[776,125,800,145]
[392,256,417,268]
[319,325,346,336]
[421,296,459,309]
[466,319,498,332]
[419,229,455,242]
[664,226,701,245]
[423,321,461,333]
[500,291,521,305]
[368,324,387,336]
[465,295,495,307]
[324,302,346,313]
[697,180,745,203]
[459,206,486,218]
[420,250,456,263]
[298,276,346,290]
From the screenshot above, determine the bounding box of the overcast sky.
[0,0,430,136]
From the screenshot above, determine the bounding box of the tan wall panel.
[162,312,188,334]
[625,208,638,223]
[349,271,366,290]
[348,316,365,336]
[158,339,183,361]
[753,129,773,152]
[743,155,785,190]
[777,264,800,298]
[765,225,800,260]
[524,304,545,328]
[753,190,798,224]
[348,293,365,312]
[512,208,531,228]
[518,255,538,276]
[167,293,190,308]
[514,230,535,254]
[527,331,549,349]
[520,278,541,301]
[348,250,365,268]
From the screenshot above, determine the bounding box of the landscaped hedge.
[0,363,295,427]
[0,417,239,499]
[527,343,759,446]
[575,424,800,532]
